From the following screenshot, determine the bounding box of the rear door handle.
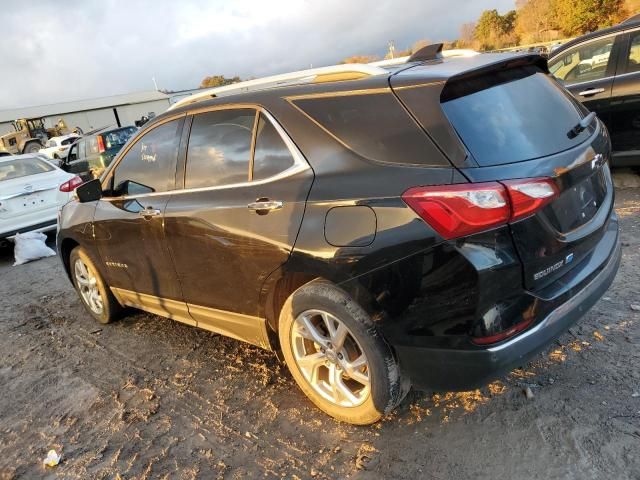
[247,199,283,213]
[139,207,161,218]
[578,88,605,97]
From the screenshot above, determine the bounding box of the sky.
[0,0,515,109]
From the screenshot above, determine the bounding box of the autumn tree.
[475,9,518,50]
[553,0,626,35]
[199,75,241,89]
[515,0,559,43]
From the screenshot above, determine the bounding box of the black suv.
[62,126,137,180]
[58,46,621,424]
[548,19,640,166]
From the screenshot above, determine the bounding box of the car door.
[549,34,624,136]
[609,28,640,164]
[163,107,313,345]
[65,139,90,177]
[92,116,193,323]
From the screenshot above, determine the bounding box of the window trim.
[101,104,309,201]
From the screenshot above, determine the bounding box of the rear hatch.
[392,57,614,292]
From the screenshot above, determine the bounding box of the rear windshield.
[103,127,137,150]
[0,158,55,181]
[441,67,593,166]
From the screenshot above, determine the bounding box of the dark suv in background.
[62,126,137,180]
[58,45,620,424]
[549,19,640,166]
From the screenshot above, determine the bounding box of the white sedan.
[39,134,81,163]
[0,154,82,240]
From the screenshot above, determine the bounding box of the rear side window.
[112,118,183,194]
[253,113,295,181]
[0,158,54,181]
[292,92,447,166]
[441,68,592,166]
[185,109,255,189]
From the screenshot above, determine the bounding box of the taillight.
[402,178,559,240]
[471,317,534,345]
[97,135,105,153]
[502,178,559,222]
[59,176,84,192]
[402,182,510,240]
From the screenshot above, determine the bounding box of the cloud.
[0,0,515,109]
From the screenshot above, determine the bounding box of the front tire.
[70,247,121,324]
[23,142,41,154]
[278,280,408,425]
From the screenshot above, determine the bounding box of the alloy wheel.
[74,258,104,315]
[291,309,370,407]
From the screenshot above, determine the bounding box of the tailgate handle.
[578,88,605,97]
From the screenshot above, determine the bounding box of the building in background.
[0,91,171,135]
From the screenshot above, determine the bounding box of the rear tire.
[278,279,408,425]
[70,247,121,324]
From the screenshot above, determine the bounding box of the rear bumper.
[396,217,621,391]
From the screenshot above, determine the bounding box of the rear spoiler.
[441,54,549,103]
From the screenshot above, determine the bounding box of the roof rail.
[168,63,387,111]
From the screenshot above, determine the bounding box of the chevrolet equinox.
[57,45,621,424]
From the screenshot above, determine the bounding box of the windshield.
[103,127,137,149]
[0,158,55,181]
[441,68,593,166]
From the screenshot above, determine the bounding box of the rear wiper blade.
[567,112,597,139]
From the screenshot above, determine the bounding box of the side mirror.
[76,179,103,203]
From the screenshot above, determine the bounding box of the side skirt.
[110,287,272,350]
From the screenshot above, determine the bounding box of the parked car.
[58,47,620,424]
[61,126,137,180]
[39,134,81,164]
[0,154,81,241]
[548,19,640,166]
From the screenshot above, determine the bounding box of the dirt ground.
[0,180,639,480]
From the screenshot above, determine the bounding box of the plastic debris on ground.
[13,231,56,266]
[43,449,61,467]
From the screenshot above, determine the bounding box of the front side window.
[252,113,295,181]
[111,118,183,195]
[550,37,615,83]
[61,137,77,146]
[185,109,255,189]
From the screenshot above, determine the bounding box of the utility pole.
[388,40,396,59]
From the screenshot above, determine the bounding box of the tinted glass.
[0,157,55,181]
[61,137,77,146]
[185,109,255,189]
[104,127,137,149]
[76,140,86,159]
[293,92,446,166]
[441,70,591,166]
[627,32,640,73]
[253,113,295,181]
[549,37,614,83]
[112,118,183,194]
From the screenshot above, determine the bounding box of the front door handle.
[247,199,283,214]
[578,88,605,97]
[139,207,161,219]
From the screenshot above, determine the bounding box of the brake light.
[402,182,510,240]
[97,135,105,153]
[502,178,559,222]
[402,178,559,240]
[59,176,84,192]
